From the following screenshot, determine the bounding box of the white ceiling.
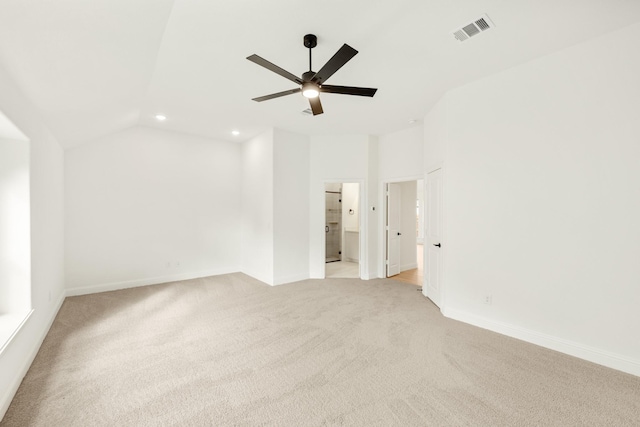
[1,0,640,148]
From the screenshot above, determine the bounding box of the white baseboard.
[400,262,418,272]
[443,307,640,377]
[66,267,241,297]
[0,291,66,420]
[273,273,309,286]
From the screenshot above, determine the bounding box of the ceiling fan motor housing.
[303,34,317,49]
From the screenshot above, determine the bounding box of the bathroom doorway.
[325,182,360,278]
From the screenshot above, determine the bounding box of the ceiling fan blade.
[252,88,301,102]
[309,96,323,115]
[320,85,377,97]
[247,54,302,84]
[312,44,358,84]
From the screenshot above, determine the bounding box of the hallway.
[391,244,423,286]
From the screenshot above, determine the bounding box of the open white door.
[424,169,443,307]
[386,183,401,277]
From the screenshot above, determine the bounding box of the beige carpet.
[2,273,639,426]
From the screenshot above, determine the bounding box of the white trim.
[0,292,65,420]
[426,161,444,174]
[382,174,425,184]
[272,273,309,286]
[66,267,241,297]
[0,310,34,356]
[400,262,418,272]
[443,307,640,377]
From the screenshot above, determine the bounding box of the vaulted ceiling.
[2,0,640,148]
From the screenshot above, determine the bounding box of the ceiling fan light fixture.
[301,82,319,99]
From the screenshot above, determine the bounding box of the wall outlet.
[484,295,492,305]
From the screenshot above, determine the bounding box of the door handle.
[433,243,441,247]
[325,226,329,233]
[397,232,401,236]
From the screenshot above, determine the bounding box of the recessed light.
[155,115,166,121]
[231,130,240,136]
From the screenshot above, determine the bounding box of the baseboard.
[0,291,65,420]
[442,307,640,377]
[400,262,418,272]
[273,273,309,286]
[66,267,241,297]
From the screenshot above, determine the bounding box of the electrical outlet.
[484,295,492,305]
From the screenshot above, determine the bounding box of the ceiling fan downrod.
[304,34,317,72]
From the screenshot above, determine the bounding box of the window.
[0,111,31,354]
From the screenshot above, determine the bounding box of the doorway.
[325,182,360,278]
[384,179,424,286]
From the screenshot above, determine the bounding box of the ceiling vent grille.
[453,14,495,42]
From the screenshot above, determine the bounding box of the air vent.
[453,14,495,42]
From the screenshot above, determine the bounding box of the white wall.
[416,179,424,243]
[341,183,359,231]
[365,136,379,279]
[65,126,242,293]
[424,96,447,171]
[0,137,30,315]
[309,135,371,278]
[241,130,274,284]
[341,183,359,262]
[399,180,417,271]
[0,65,65,418]
[273,129,310,285]
[376,126,423,278]
[378,125,424,181]
[428,22,640,376]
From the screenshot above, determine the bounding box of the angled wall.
[309,135,375,279]
[425,22,640,375]
[0,65,65,419]
[65,126,242,294]
[241,130,274,284]
[273,129,310,285]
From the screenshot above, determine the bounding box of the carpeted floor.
[2,273,640,426]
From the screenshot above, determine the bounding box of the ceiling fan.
[247,34,377,116]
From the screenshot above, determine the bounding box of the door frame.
[379,175,424,281]
[321,179,366,279]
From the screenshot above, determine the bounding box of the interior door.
[424,169,443,307]
[386,183,401,277]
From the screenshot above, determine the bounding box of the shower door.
[325,190,342,263]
